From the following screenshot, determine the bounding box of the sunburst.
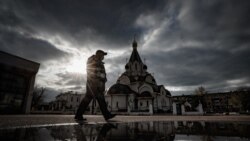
[66,55,87,75]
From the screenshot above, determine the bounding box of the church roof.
[121,72,155,83]
[129,48,142,63]
[107,83,136,95]
[128,40,143,63]
[152,85,171,96]
[166,89,171,96]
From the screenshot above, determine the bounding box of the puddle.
[0,121,250,141]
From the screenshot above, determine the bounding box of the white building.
[50,91,84,112]
[105,40,172,114]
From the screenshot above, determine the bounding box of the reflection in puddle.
[0,121,250,141]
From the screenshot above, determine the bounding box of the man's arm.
[96,62,107,82]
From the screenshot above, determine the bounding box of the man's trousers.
[75,79,111,118]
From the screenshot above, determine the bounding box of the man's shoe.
[74,115,87,121]
[105,114,116,121]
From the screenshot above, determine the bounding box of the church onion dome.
[107,84,136,95]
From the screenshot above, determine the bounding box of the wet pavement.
[0,115,250,129]
[1,120,250,141]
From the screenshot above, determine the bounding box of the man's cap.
[96,50,107,55]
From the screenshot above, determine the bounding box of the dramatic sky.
[1,0,250,101]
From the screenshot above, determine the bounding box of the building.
[0,51,40,114]
[202,91,249,113]
[172,90,250,115]
[105,40,172,114]
[49,91,84,112]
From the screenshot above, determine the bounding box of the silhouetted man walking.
[75,50,116,121]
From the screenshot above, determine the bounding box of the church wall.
[127,94,135,110]
[165,96,170,108]
[157,95,163,109]
[110,95,127,111]
[155,95,172,112]
[105,95,111,111]
[153,97,158,110]
[138,99,152,111]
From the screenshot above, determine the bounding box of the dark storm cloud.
[135,0,250,94]
[0,2,69,63]
[56,72,86,88]
[0,27,69,62]
[150,0,250,51]
[145,46,250,91]
[1,0,167,49]
[1,0,250,96]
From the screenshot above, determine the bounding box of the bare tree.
[194,86,207,96]
[31,87,46,110]
[193,86,207,111]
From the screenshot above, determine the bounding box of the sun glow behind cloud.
[66,55,87,74]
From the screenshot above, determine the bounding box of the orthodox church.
[105,40,172,114]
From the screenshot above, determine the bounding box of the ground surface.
[0,115,250,129]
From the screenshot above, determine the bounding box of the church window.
[71,97,73,102]
[140,102,143,106]
[116,102,119,107]
[147,101,149,106]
